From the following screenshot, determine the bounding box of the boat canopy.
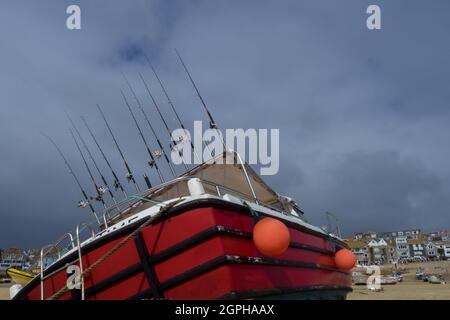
[151,151,282,208]
[107,151,303,223]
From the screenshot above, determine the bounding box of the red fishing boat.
[12,151,353,300]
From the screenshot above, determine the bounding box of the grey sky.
[1,1,449,248]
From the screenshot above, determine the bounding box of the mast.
[121,73,177,177]
[81,116,127,198]
[69,129,107,208]
[143,54,201,163]
[138,73,190,171]
[67,112,117,204]
[120,89,162,185]
[42,133,100,224]
[96,103,141,193]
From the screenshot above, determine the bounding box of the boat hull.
[6,268,34,286]
[14,199,351,300]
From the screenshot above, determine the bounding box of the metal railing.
[40,233,75,300]
[103,176,286,229]
[100,176,276,227]
[75,222,95,300]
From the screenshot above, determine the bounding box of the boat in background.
[380,276,399,285]
[6,268,35,286]
[427,275,446,284]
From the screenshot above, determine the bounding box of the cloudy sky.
[1,0,449,248]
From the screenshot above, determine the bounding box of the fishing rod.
[121,73,178,177]
[96,103,141,193]
[42,133,101,224]
[138,73,190,171]
[143,54,201,163]
[175,49,223,159]
[120,89,162,185]
[69,129,107,208]
[81,116,127,198]
[175,49,218,129]
[66,112,117,204]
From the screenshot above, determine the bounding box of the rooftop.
[345,240,367,248]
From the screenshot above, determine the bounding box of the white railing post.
[76,223,95,300]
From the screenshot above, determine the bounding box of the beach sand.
[1,261,449,300]
[348,260,450,300]
[348,278,450,300]
[0,283,12,300]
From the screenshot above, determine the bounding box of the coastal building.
[424,242,438,260]
[408,240,426,260]
[346,227,450,263]
[0,248,27,276]
[353,232,378,241]
[435,241,450,259]
[346,237,398,264]
[395,236,410,260]
[445,244,450,259]
[353,233,363,240]
[386,239,398,263]
[346,241,370,265]
[367,238,388,264]
[379,229,422,240]
[427,230,450,242]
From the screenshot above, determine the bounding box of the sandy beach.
[348,280,450,300]
[1,261,449,300]
[0,283,12,300]
[348,260,450,300]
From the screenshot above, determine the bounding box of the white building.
[435,242,450,259]
[423,242,437,259]
[367,238,388,264]
[395,236,410,259]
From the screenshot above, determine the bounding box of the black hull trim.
[221,285,352,300]
[85,225,348,298]
[129,285,352,300]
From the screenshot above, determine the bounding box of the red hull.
[15,200,351,300]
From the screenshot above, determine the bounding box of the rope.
[128,195,165,206]
[47,197,184,300]
[243,201,260,223]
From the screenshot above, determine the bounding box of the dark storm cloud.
[298,151,449,235]
[1,0,449,248]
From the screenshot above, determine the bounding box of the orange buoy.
[253,217,290,256]
[335,248,356,270]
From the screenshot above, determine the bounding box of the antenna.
[42,133,100,224]
[121,73,177,177]
[66,112,117,204]
[96,103,141,193]
[138,73,190,171]
[81,116,127,198]
[325,211,341,238]
[143,54,201,163]
[69,129,107,208]
[120,89,162,185]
